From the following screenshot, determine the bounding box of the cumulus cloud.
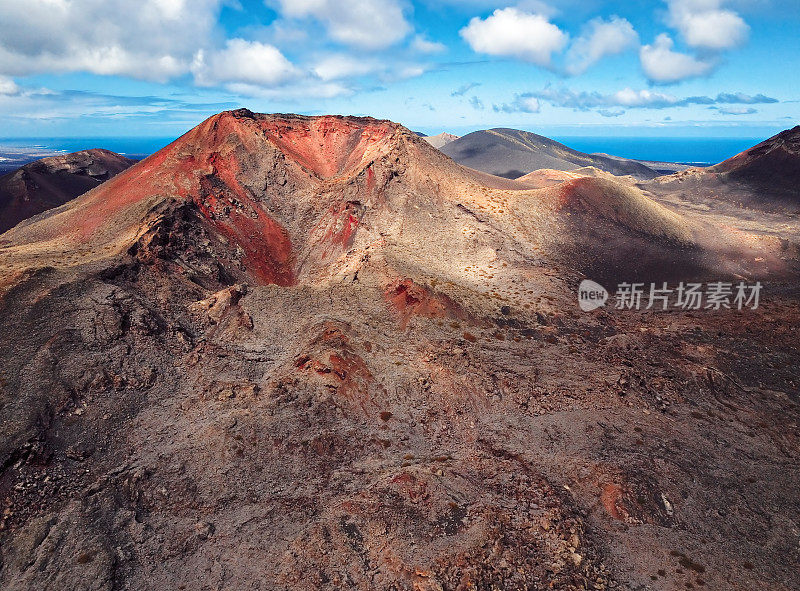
[640,34,715,83]
[518,86,777,112]
[666,0,749,50]
[493,95,541,114]
[0,76,20,96]
[566,16,639,75]
[192,39,297,88]
[0,0,223,81]
[270,0,411,50]
[460,8,568,67]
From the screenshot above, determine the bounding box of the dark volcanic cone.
[710,125,800,196]
[0,149,134,233]
[646,126,800,213]
[440,128,659,180]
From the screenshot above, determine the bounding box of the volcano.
[710,125,800,194]
[647,126,800,213]
[0,149,134,233]
[440,128,659,180]
[0,110,798,591]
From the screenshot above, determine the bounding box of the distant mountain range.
[0,149,134,233]
[440,128,660,180]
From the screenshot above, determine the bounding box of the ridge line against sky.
[0,0,797,138]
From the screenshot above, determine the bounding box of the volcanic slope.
[710,125,800,192]
[440,128,659,180]
[0,110,798,591]
[647,126,800,213]
[0,149,134,233]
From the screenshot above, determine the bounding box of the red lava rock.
[385,278,469,329]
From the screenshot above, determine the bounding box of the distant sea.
[0,135,765,172]
[551,136,761,166]
[0,137,177,160]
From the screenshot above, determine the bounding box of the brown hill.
[0,111,797,591]
[0,149,134,233]
[440,128,659,180]
[710,125,800,190]
[646,127,800,212]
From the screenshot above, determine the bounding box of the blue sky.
[0,0,797,138]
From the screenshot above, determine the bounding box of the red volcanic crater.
[3,109,791,293]
[258,115,397,180]
[7,110,411,287]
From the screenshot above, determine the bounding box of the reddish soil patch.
[384,278,470,329]
[259,116,395,179]
[293,323,376,411]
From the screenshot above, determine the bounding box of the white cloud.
[411,35,447,54]
[640,34,715,83]
[225,80,352,100]
[493,95,541,113]
[423,0,559,18]
[395,65,428,80]
[311,53,427,85]
[0,76,19,95]
[270,0,411,50]
[192,39,297,88]
[667,0,749,50]
[460,7,568,67]
[0,0,224,81]
[566,16,639,75]
[612,88,679,107]
[312,54,380,81]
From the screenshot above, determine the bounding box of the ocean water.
[0,135,765,168]
[552,136,762,166]
[0,136,178,160]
